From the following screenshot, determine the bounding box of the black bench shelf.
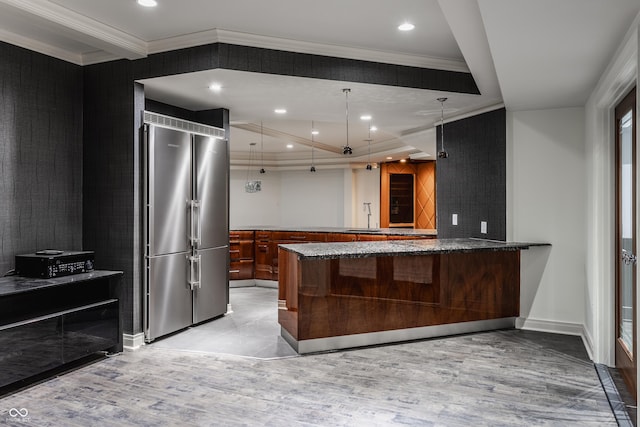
[0,271,123,389]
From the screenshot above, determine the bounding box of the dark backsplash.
[0,41,83,275]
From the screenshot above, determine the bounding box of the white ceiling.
[1,0,638,167]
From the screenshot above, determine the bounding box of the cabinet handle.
[258,245,269,252]
[229,270,240,274]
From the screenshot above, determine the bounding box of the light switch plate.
[452,214,458,226]
[481,221,487,234]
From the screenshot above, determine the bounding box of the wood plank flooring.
[0,288,617,426]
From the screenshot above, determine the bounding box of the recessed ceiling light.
[137,0,157,7]
[311,130,319,135]
[398,22,415,31]
[274,108,287,114]
[208,83,221,91]
[400,159,407,163]
[360,115,372,121]
[370,126,378,132]
[286,144,294,149]
[386,157,393,160]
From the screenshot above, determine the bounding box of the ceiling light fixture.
[208,83,221,91]
[286,144,293,149]
[437,97,449,159]
[245,143,261,193]
[310,121,317,173]
[398,22,415,31]
[274,108,287,114]
[343,88,352,155]
[259,121,266,174]
[137,0,157,7]
[360,115,372,121]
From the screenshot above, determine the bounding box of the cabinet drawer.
[271,231,309,242]
[229,241,254,260]
[230,260,254,280]
[255,231,272,241]
[229,230,255,243]
[325,233,357,242]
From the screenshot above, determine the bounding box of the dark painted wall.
[436,108,506,240]
[0,41,83,275]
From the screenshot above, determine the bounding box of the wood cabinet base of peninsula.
[278,250,520,354]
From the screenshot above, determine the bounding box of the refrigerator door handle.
[194,199,202,247]
[190,200,201,247]
[188,254,201,290]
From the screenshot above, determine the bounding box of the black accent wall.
[0,41,83,275]
[436,108,507,241]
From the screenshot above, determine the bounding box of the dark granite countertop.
[279,238,550,260]
[0,270,123,298]
[231,226,437,237]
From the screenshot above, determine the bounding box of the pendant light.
[437,97,448,159]
[363,116,373,170]
[259,121,266,174]
[343,88,353,155]
[310,121,317,172]
[245,143,261,193]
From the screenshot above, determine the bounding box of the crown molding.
[0,0,147,59]
[0,28,83,64]
[148,28,470,72]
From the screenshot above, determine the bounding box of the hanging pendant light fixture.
[364,116,373,170]
[343,88,353,155]
[437,97,448,159]
[245,143,261,193]
[310,121,317,172]
[259,121,266,174]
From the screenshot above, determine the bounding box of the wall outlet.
[452,214,458,226]
[481,221,487,234]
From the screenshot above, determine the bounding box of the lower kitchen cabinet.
[0,271,122,390]
[229,231,255,280]
[232,229,436,282]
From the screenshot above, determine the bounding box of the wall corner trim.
[123,333,146,351]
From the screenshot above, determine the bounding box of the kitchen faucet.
[364,202,372,229]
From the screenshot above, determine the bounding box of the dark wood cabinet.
[233,229,436,282]
[229,231,255,280]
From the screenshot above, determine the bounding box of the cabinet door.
[0,318,63,388]
[63,301,119,362]
[254,242,272,279]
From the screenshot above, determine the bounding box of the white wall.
[230,169,281,227]
[230,168,355,228]
[507,108,586,331]
[583,13,639,368]
[352,168,381,228]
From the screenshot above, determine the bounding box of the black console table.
[0,271,122,389]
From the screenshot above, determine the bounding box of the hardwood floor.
[0,288,618,426]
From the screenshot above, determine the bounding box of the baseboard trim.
[123,333,145,351]
[284,317,516,354]
[229,279,278,289]
[516,317,593,360]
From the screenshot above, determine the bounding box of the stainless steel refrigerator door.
[193,246,229,324]
[147,252,192,341]
[193,135,229,249]
[147,125,192,256]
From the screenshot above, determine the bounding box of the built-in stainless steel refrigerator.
[143,114,228,342]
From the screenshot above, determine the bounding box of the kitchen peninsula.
[278,238,540,354]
